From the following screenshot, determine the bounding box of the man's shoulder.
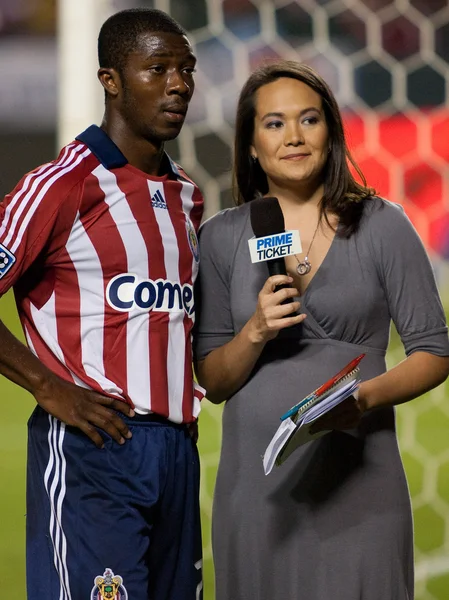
[5,139,97,207]
[167,158,200,188]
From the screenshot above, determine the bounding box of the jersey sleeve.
[194,209,236,362]
[367,199,449,357]
[0,170,81,296]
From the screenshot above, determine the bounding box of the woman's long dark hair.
[234,61,375,236]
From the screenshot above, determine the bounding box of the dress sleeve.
[194,209,236,361]
[367,199,449,356]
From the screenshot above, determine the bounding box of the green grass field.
[1,289,448,599]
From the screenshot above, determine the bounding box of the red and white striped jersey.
[0,125,205,422]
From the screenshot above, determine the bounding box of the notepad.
[263,354,365,475]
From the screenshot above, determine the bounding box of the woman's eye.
[303,116,318,125]
[150,65,164,73]
[183,67,197,75]
[266,120,283,129]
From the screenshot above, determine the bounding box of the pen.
[312,353,365,397]
[279,353,365,421]
[280,391,317,421]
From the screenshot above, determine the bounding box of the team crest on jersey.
[91,568,128,600]
[0,243,16,279]
[186,219,199,263]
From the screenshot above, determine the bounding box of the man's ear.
[97,68,122,98]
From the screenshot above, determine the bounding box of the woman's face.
[250,77,330,193]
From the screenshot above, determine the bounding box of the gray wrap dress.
[194,197,449,600]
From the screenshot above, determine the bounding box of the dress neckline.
[294,220,341,298]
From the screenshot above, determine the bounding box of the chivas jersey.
[0,125,205,422]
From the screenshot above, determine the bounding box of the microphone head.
[250,197,285,238]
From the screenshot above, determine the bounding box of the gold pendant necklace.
[295,221,320,276]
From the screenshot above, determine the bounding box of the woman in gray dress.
[194,62,449,600]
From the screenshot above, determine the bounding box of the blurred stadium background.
[0,0,448,598]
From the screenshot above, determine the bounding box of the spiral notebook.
[263,354,365,475]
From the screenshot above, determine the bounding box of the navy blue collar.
[76,125,181,177]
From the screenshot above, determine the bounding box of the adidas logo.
[151,190,167,210]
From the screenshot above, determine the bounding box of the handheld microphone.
[249,196,293,299]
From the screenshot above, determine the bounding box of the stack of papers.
[263,354,365,475]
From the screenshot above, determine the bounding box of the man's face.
[118,31,196,144]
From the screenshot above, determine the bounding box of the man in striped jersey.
[0,8,204,600]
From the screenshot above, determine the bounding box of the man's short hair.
[98,8,187,75]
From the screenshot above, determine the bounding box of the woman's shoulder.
[360,195,410,232]
[363,196,404,214]
[199,202,251,237]
[198,203,252,268]
[357,196,425,260]
[362,195,405,215]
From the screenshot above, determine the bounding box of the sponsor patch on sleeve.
[0,243,16,279]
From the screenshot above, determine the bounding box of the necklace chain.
[295,221,320,276]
